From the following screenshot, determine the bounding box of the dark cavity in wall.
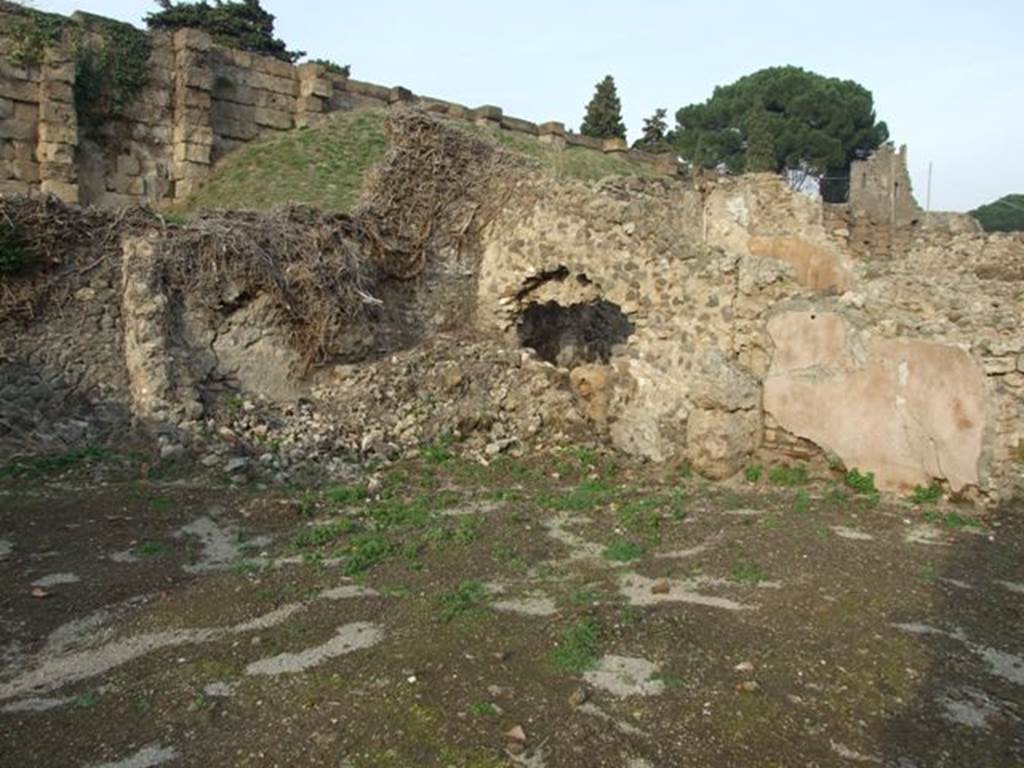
[517,299,634,368]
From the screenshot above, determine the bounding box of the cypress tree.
[580,75,626,140]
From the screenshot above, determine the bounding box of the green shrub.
[308,58,350,77]
[911,483,942,505]
[744,464,763,483]
[769,464,809,487]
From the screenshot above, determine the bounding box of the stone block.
[0,97,12,119]
[0,120,35,141]
[0,158,11,180]
[538,133,566,149]
[40,179,78,203]
[296,95,324,113]
[212,117,258,142]
[211,99,254,123]
[538,121,566,136]
[0,179,31,196]
[173,122,214,146]
[252,72,297,96]
[117,154,141,177]
[297,62,326,78]
[501,116,539,135]
[39,79,74,103]
[36,142,74,164]
[445,103,470,119]
[213,78,256,106]
[388,86,415,104]
[346,80,391,100]
[253,89,294,112]
[602,137,628,153]
[39,100,74,125]
[0,78,37,103]
[12,157,39,183]
[299,76,332,99]
[251,55,295,80]
[148,46,175,71]
[474,105,503,121]
[216,47,253,70]
[174,28,212,52]
[176,67,213,92]
[13,101,38,121]
[566,133,604,150]
[38,122,76,146]
[173,177,203,200]
[173,159,210,181]
[0,61,31,82]
[173,142,211,165]
[43,62,75,83]
[39,160,76,182]
[254,107,292,130]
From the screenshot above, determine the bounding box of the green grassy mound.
[182,109,390,214]
[179,108,662,214]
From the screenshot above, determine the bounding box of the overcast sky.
[32,0,1023,211]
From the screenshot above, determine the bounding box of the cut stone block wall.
[0,4,676,209]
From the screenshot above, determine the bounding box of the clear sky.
[31,0,1023,211]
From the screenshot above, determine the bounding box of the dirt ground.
[1,447,1022,768]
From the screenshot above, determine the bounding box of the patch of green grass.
[651,671,684,688]
[435,581,492,623]
[552,619,601,673]
[469,700,499,717]
[570,446,599,469]
[793,490,812,514]
[602,536,645,562]
[911,483,942,505]
[732,561,766,585]
[537,478,616,512]
[343,535,394,576]
[421,434,456,465]
[744,464,763,483]
[180,110,390,213]
[75,691,101,708]
[824,485,850,506]
[136,541,169,558]
[768,464,810,487]
[469,123,663,183]
[617,497,662,543]
[845,469,876,495]
[292,518,361,548]
[325,484,368,505]
[234,559,264,575]
[922,510,984,531]
[0,446,110,480]
[570,588,600,605]
[492,543,527,570]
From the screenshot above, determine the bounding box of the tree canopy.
[632,108,673,153]
[146,0,303,63]
[673,66,889,185]
[580,76,626,140]
[970,194,1024,232]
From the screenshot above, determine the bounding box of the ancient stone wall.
[0,4,673,209]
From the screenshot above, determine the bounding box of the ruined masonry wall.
[0,6,674,208]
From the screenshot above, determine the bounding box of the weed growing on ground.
[732,561,766,584]
[911,483,942,505]
[650,671,684,688]
[845,468,880,507]
[343,535,394,575]
[745,464,763,483]
[537,479,616,512]
[292,518,361,548]
[769,464,810,487]
[570,588,600,605]
[136,541,169,557]
[421,434,456,464]
[602,536,645,562]
[470,700,499,717]
[922,510,983,530]
[436,581,492,622]
[552,619,601,673]
[325,484,368,505]
[0,446,110,480]
[793,490,812,514]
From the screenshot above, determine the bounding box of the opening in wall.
[516,299,634,368]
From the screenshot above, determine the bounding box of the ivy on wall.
[0,2,152,135]
[73,20,153,134]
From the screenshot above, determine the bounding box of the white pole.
[926,162,933,213]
